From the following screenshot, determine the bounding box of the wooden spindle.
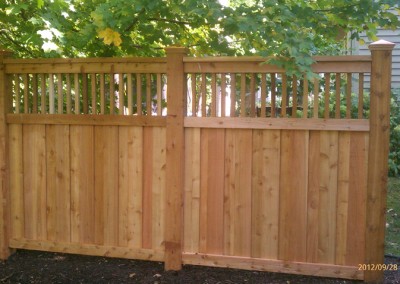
[335,73,341,118]
[66,74,71,114]
[230,73,236,117]
[261,73,266,117]
[136,73,142,115]
[157,73,162,116]
[146,73,151,115]
[271,73,276,117]
[23,74,29,114]
[346,73,352,118]
[49,73,55,114]
[57,73,63,114]
[358,73,364,119]
[190,74,196,117]
[119,73,125,115]
[281,74,287,117]
[32,74,38,113]
[40,74,46,114]
[221,73,226,117]
[324,73,330,119]
[127,73,133,115]
[82,73,88,114]
[302,76,308,118]
[100,73,105,114]
[292,75,298,118]
[109,73,115,114]
[211,73,217,117]
[240,73,246,117]
[91,73,97,114]
[313,77,319,119]
[14,75,20,114]
[201,73,206,117]
[250,73,256,117]
[74,73,80,114]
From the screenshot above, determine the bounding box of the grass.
[386,177,400,256]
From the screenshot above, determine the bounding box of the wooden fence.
[0,40,395,282]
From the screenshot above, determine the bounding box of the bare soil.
[0,250,399,283]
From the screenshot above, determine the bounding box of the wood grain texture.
[224,129,252,257]
[9,124,24,239]
[118,126,143,248]
[46,125,71,242]
[183,128,201,253]
[251,130,280,259]
[70,126,95,244]
[94,126,119,246]
[199,128,225,255]
[307,131,338,264]
[279,130,308,262]
[23,125,47,240]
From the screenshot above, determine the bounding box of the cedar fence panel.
[0,40,395,282]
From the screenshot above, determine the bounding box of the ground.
[0,250,399,283]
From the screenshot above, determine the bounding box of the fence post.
[164,46,187,270]
[0,49,12,260]
[365,40,395,283]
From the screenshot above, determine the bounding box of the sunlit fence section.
[0,41,395,283]
[7,58,167,116]
[185,56,371,119]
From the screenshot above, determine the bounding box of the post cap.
[369,39,395,51]
[165,46,189,54]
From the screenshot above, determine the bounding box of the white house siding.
[351,20,400,89]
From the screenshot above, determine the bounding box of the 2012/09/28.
[358,264,398,271]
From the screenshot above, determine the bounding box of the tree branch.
[146,17,191,25]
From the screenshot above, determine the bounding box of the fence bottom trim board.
[182,253,364,280]
[9,238,164,262]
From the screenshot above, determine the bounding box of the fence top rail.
[183,55,371,63]
[183,55,372,74]
[3,57,167,64]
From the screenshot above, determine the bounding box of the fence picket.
[346,73,352,118]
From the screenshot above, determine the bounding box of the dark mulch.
[0,250,399,283]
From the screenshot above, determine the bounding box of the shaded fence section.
[0,41,394,282]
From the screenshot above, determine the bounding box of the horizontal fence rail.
[0,41,394,283]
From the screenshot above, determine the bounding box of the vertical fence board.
[142,127,153,249]
[118,126,143,248]
[279,130,308,261]
[94,126,119,246]
[46,125,71,242]
[224,129,252,257]
[70,126,95,244]
[307,131,338,264]
[199,129,225,254]
[183,128,201,253]
[23,125,46,240]
[335,132,350,265]
[152,127,166,250]
[346,132,368,265]
[9,124,24,239]
[251,129,280,259]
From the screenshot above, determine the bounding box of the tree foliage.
[1,0,399,74]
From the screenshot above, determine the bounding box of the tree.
[1,0,399,75]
